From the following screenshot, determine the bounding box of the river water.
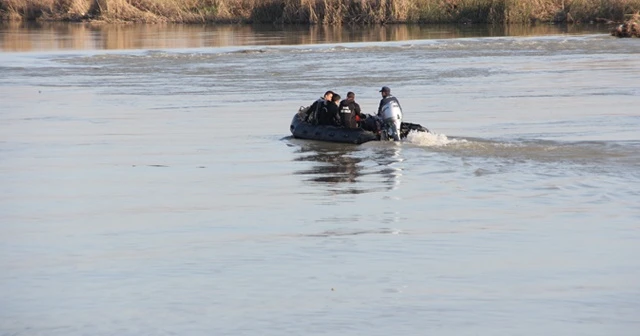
[1,23,639,335]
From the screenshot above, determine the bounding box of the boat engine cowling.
[379,101,403,141]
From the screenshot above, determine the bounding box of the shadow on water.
[289,140,404,195]
[0,21,611,52]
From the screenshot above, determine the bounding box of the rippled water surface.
[1,24,639,335]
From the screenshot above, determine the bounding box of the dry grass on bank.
[2,0,640,24]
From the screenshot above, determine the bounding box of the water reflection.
[292,141,404,195]
[294,142,361,187]
[371,145,404,192]
[0,21,609,52]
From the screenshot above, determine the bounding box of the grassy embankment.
[1,0,639,25]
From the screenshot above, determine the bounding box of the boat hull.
[290,112,428,145]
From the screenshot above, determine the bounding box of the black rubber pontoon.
[290,111,429,145]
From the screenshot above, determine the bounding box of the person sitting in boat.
[317,93,342,127]
[377,86,403,141]
[338,91,362,129]
[305,90,334,124]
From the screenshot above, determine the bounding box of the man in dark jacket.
[377,86,402,116]
[305,90,334,124]
[338,91,362,129]
[317,94,342,126]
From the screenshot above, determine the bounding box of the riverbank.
[1,0,639,24]
[611,13,639,36]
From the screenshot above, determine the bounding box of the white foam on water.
[405,130,467,147]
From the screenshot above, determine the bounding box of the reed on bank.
[2,0,639,24]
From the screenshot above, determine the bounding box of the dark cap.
[379,86,390,93]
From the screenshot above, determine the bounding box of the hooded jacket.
[318,102,341,126]
[338,99,362,129]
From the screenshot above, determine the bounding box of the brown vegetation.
[1,0,640,24]
[611,12,639,36]
[2,21,599,52]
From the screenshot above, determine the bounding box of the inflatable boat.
[289,109,429,145]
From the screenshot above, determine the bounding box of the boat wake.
[405,130,467,147]
[403,130,640,172]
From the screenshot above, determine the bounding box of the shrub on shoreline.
[611,12,639,36]
[1,0,639,24]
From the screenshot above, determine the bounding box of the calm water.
[1,23,639,335]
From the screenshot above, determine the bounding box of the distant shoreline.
[1,0,639,25]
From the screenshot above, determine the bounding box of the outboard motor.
[379,100,403,141]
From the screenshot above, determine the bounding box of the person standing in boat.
[377,86,404,141]
[305,90,334,124]
[338,91,362,129]
[377,86,402,116]
[317,93,342,127]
